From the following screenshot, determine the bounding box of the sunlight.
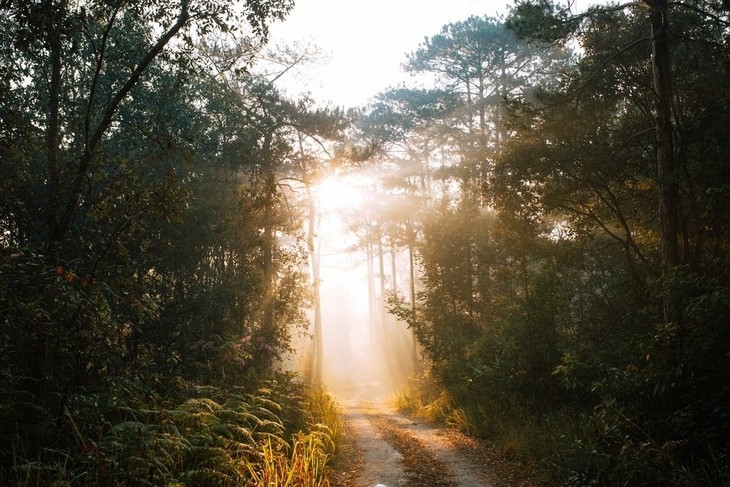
[316,174,365,212]
[305,173,416,400]
[281,171,416,399]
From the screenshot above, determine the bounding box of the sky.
[265,0,602,108]
[265,0,509,108]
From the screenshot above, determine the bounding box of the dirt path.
[331,399,541,487]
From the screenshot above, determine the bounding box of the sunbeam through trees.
[1,0,729,485]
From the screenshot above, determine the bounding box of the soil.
[330,399,544,487]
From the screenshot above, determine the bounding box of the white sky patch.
[265,0,505,108]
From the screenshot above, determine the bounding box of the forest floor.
[330,398,545,487]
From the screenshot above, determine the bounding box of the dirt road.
[331,399,540,487]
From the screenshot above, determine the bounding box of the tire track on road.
[338,400,497,487]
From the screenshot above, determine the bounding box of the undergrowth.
[394,370,730,486]
[1,374,339,486]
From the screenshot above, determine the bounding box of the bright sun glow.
[283,173,415,399]
[316,175,365,212]
[295,173,416,399]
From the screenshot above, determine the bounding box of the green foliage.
[0,254,123,410]
[0,0,345,485]
[379,3,730,485]
[1,374,337,486]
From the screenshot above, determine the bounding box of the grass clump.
[246,385,340,487]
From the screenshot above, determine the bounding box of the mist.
[285,175,417,400]
[318,247,415,400]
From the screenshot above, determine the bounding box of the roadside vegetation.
[2,371,340,486]
[378,3,730,485]
[0,0,344,484]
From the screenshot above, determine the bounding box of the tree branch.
[55,0,191,249]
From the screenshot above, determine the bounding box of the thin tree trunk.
[48,1,191,256]
[305,172,323,385]
[407,222,418,369]
[391,248,397,293]
[262,209,275,334]
[299,132,324,384]
[377,228,386,329]
[46,8,63,261]
[646,0,680,325]
[367,241,375,325]
[261,129,277,355]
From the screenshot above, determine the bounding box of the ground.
[330,399,544,487]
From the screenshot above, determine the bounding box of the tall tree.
[286,104,348,384]
[1,0,292,262]
[406,15,566,190]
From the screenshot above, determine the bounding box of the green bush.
[1,374,337,486]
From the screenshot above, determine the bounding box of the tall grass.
[247,385,340,487]
[246,429,333,487]
[394,372,476,433]
[307,386,342,450]
[2,377,342,486]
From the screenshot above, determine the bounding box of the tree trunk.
[262,211,275,335]
[367,239,377,335]
[292,131,324,384]
[261,129,277,355]
[46,1,191,259]
[46,9,63,261]
[390,248,397,293]
[306,179,323,384]
[647,0,680,325]
[407,222,419,369]
[377,228,386,329]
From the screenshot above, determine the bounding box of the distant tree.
[285,102,349,384]
[406,15,568,192]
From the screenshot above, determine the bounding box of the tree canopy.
[357,4,730,485]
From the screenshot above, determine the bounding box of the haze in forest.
[284,174,416,399]
[271,0,616,398]
[2,0,729,485]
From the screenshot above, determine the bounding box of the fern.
[179,397,223,413]
[5,375,339,485]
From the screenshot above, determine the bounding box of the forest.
[1,0,729,485]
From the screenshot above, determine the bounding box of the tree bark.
[407,222,419,369]
[390,248,397,293]
[367,240,375,325]
[261,129,277,351]
[304,165,322,384]
[46,5,63,261]
[308,197,323,384]
[646,0,680,324]
[377,227,386,329]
